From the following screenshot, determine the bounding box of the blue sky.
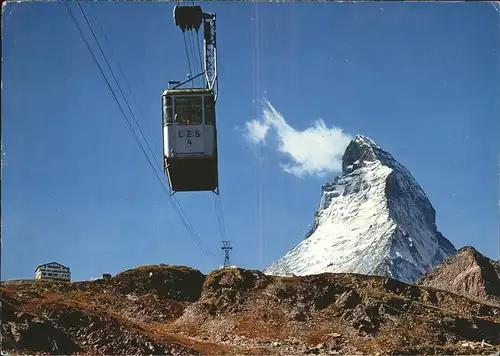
[2,1,499,281]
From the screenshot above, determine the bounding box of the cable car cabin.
[162,88,218,193]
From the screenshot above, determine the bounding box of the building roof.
[162,88,213,96]
[34,262,70,273]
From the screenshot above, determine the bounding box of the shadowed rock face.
[265,135,456,283]
[418,246,500,306]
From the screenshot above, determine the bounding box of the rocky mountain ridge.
[2,264,500,355]
[418,246,500,307]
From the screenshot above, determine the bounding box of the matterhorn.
[265,135,457,283]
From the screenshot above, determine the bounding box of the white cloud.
[244,119,270,144]
[243,100,353,178]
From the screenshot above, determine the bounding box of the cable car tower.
[162,5,219,195]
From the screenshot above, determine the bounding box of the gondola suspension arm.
[173,5,218,99]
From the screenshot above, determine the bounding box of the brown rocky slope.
[2,264,500,355]
[417,246,500,307]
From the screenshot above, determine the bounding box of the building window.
[204,95,215,125]
[163,96,173,125]
[174,97,202,125]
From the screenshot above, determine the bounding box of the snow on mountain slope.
[264,135,457,283]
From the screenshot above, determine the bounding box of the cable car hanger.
[161,4,220,195]
[168,71,205,90]
[171,5,218,100]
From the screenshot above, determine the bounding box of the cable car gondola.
[162,88,218,193]
[162,5,219,195]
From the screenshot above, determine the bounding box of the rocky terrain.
[2,264,500,355]
[418,246,500,307]
[265,135,456,283]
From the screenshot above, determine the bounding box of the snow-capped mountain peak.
[342,134,381,172]
[265,135,456,283]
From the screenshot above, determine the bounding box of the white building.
[34,262,71,282]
